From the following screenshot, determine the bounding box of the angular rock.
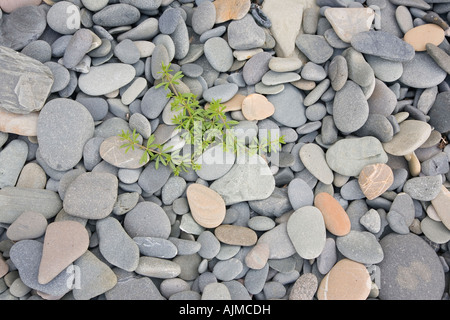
[38,221,89,285]
[324,7,375,43]
[227,14,265,50]
[214,0,251,24]
[0,46,53,114]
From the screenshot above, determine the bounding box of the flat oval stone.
[314,192,351,236]
[428,91,450,134]
[403,175,442,201]
[135,257,181,279]
[186,183,226,228]
[92,4,140,28]
[209,153,275,205]
[137,160,172,194]
[287,206,326,259]
[382,120,431,156]
[0,139,28,189]
[326,136,388,177]
[0,187,62,224]
[38,221,89,285]
[358,163,394,200]
[295,34,334,64]
[204,37,233,72]
[241,93,275,121]
[203,83,238,103]
[6,211,47,241]
[124,201,172,239]
[336,230,384,264]
[404,24,445,51]
[99,136,148,169]
[78,63,136,96]
[351,30,415,62]
[63,172,118,220]
[63,29,93,69]
[214,225,257,246]
[245,242,270,270]
[195,144,235,181]
[37,98,94,171]
[378,233,445,300]
[267,83,307,128]
[333,80,369,134]
[317,258,371,300]
[399,52,447,89]
[421,216,450,244]
[288,178,314,210]
[192,0,216,35]
[299,143,334,185]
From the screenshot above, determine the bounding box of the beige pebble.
[0,108,39,137]
[186,183,226,228]
[431,185,450,230]
[241,93,275,121]
[244,242,269,269]
[317,258,372,300]
[214,0,251,24]
[404,24,445,51]
[214,224,257,246]
[358,163,394,200]
[16,162,47,189]
[0,0,42,12]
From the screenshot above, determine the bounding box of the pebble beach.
[0,0,450,302]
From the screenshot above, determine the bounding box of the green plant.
[118,62,286,176]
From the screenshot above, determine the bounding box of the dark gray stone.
[379,233,445,300]
[351,30,415,62]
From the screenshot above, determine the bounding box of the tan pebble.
[0,108,39,136]
[233,49,264,61]
[16,162,47,189]
[0,0,42,12]
[358,163,394,200]
[214,0,251,24]
[431,185,450,230]
[291,78,316,91]
[404,24,445,51]
[405,152,421,177]
[241,93,275,121]
[214,224,257,246]
[244,242,269,269]
[205,93,245,112]
[186,183,226,228]
[317,258,372,300]
[314,192,351,236]
[426,204,441,221]
[38,221,89,285]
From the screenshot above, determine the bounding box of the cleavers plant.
[118,62,285,176]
